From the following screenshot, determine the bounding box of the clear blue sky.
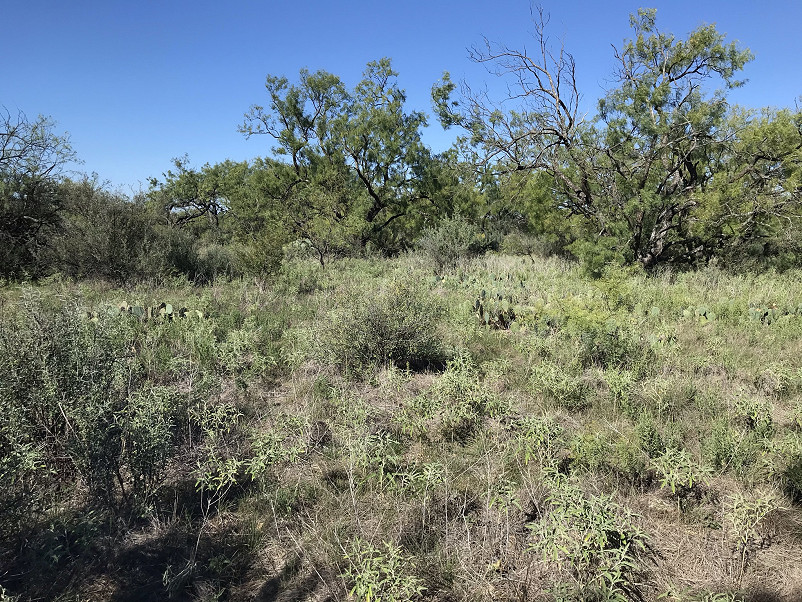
[2,0,800,193]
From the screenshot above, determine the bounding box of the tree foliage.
[241,58,434,258]
[148,156,242,231]
[433,8,801,269]
[50,177,160,282]
[0,109,75,276]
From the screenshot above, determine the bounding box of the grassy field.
[2,253,802,601]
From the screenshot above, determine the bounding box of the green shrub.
[501,231,563,260]
[612,435,651,486]
[529,471,650,600]
[416,215,486,273]
[193,242,243,284]
[275,259,324,295]
[0,294,131,519]
[342,539,425,602]
[0,292,202,533]
[510,414,565,467]
[568,237,627,279]
[323,277,446,376]
[604,368,637,412]
[703,419,737,472]
[571,316,653,373]
[725,490,783,554]
[567,429,612,473]
[245,416,307,488]
[634,414,665,458]
[767,434,802,502]
[435,352,503,440]
[651,448,712,511]
[732,395,774,439]
[394,353,502,442]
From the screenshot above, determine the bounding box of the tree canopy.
[240,58,436,258]
[0,109,75,276]
[5,8,802,282]
[433,8,801,270]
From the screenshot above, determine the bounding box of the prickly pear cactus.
[110,301,205,321]
[474,290,516,329]
[749,305,780,324]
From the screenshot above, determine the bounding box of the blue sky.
[2,0,800,193]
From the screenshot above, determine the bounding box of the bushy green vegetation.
[322,275,447,376]
[1,254,802,600]
[3,9,800,283]
[3,4,802,601]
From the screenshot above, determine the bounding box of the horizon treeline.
[2,8,800,282]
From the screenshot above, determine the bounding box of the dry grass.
[3,256,802,600]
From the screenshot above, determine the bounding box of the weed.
[436,353,500,440]
[324,277,446,376]
[245,416,307,487]
[611,435,651,487]
[570,430,612,473]
[725,490,784,579]
[732,395,773,439]
[604,368,637,413]
[417,214,486,273]
[570,313,653,374]
[635,413,665,458]
[528,471,650,600]
[510,414,565,467]
[703,419,737,472]
[725,490,782,550]
[530,361,588,411]
[651,449,712,511]
[341,539,426,602]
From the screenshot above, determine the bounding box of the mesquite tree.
[241,58,433,255]
[0,109,75,276]
[434,8,800,268]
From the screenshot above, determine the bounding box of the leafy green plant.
[725,490,784,579]
[0,292,186,521]
[765,434,802,503]
[218,316,277,384]
[121,385,187,510]
[570,430,612,472]
[651,449,712,511]
[435,352,501,440]
[341,539,426,602]
[577,319,654,370]
[392,351,500,442]
[703,419,737,471]
[191,401,247,507]
[348,431,406,491]
[510,414,565,467]
[528,472,650,600]
[732,395,773,439]
[634,414,665,459]
[611,435,650,486]
[604,368,636,412]
[417,214,487,273]
[725,490,782,551]
[245,416,307,487]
